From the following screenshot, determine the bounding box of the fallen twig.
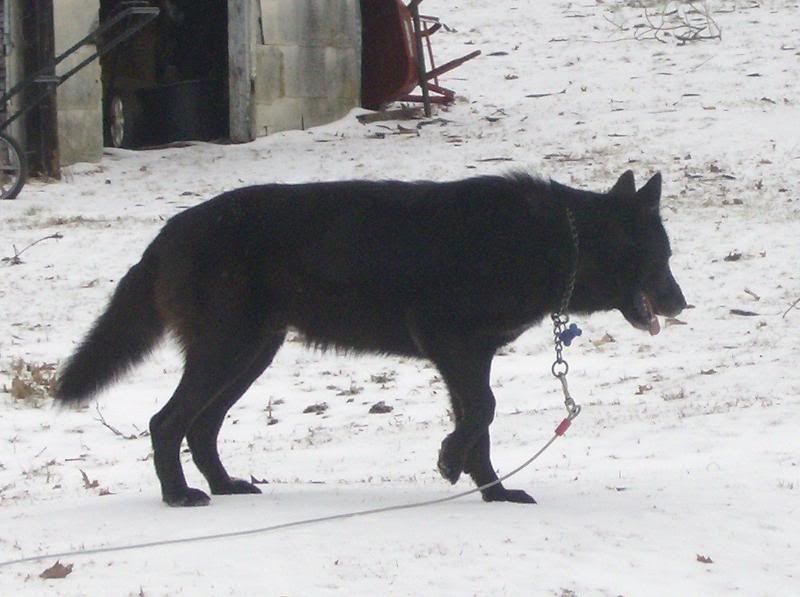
[744,288,761,301]
[476,157,514,163]
[356,107,425,124]
[604,1,721,44]
[95,403,148,440]
[2,233,63,265]
[783,297,800,319]
[525,89,566,99]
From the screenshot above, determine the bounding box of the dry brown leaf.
[40,560,73,579]
[80,470,99,489]
[303,402,328,415]
[11,377,35,400]
[369,400,393,414]
[592,333,615,347]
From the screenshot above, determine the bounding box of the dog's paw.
[437,435,465,484]
[164,487,211,507]
[438,459,461,485]
[212,478,262,495]
[480,484,537,504]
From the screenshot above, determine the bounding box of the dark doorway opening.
[100,0,229,148]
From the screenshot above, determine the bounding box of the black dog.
[56,170,686,506]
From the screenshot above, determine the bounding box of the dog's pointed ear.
[610,170,636,198]
[637,172,662,213]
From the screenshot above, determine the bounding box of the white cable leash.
[0,420,575,570]
[1,350,583,570]
[1,364,582,572]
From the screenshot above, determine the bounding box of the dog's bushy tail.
[55,254,164,404]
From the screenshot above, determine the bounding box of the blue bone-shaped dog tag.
[558,323,582,346]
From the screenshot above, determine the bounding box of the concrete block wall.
[254,0,361,135]
[53,0,103,166]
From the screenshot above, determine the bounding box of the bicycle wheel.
[0,132,27,199]
[105,92,143,149]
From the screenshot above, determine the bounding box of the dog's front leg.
[436,385,495,486]
[406,317,489,484]
[436,383,534,503]
[407,316,534,502]
[463,431,536,504]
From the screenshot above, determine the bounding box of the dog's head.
[572,171,687,335]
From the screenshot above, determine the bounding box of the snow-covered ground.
[1,1,798,594]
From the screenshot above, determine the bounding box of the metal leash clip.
[551,311,582,436]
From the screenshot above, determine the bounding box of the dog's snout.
[654,269,686,317]
[660,285,687,317]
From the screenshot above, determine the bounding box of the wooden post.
[228,0,255,143]
[408,0,431,118]
[25,0,60,177]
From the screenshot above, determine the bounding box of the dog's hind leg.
[186,333,285,496]
[149,331,281,507]
[149,364,214,507]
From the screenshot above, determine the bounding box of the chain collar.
[551,206,581,422]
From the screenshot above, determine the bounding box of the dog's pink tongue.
[649,315,661,336]
[644,294,661,336]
